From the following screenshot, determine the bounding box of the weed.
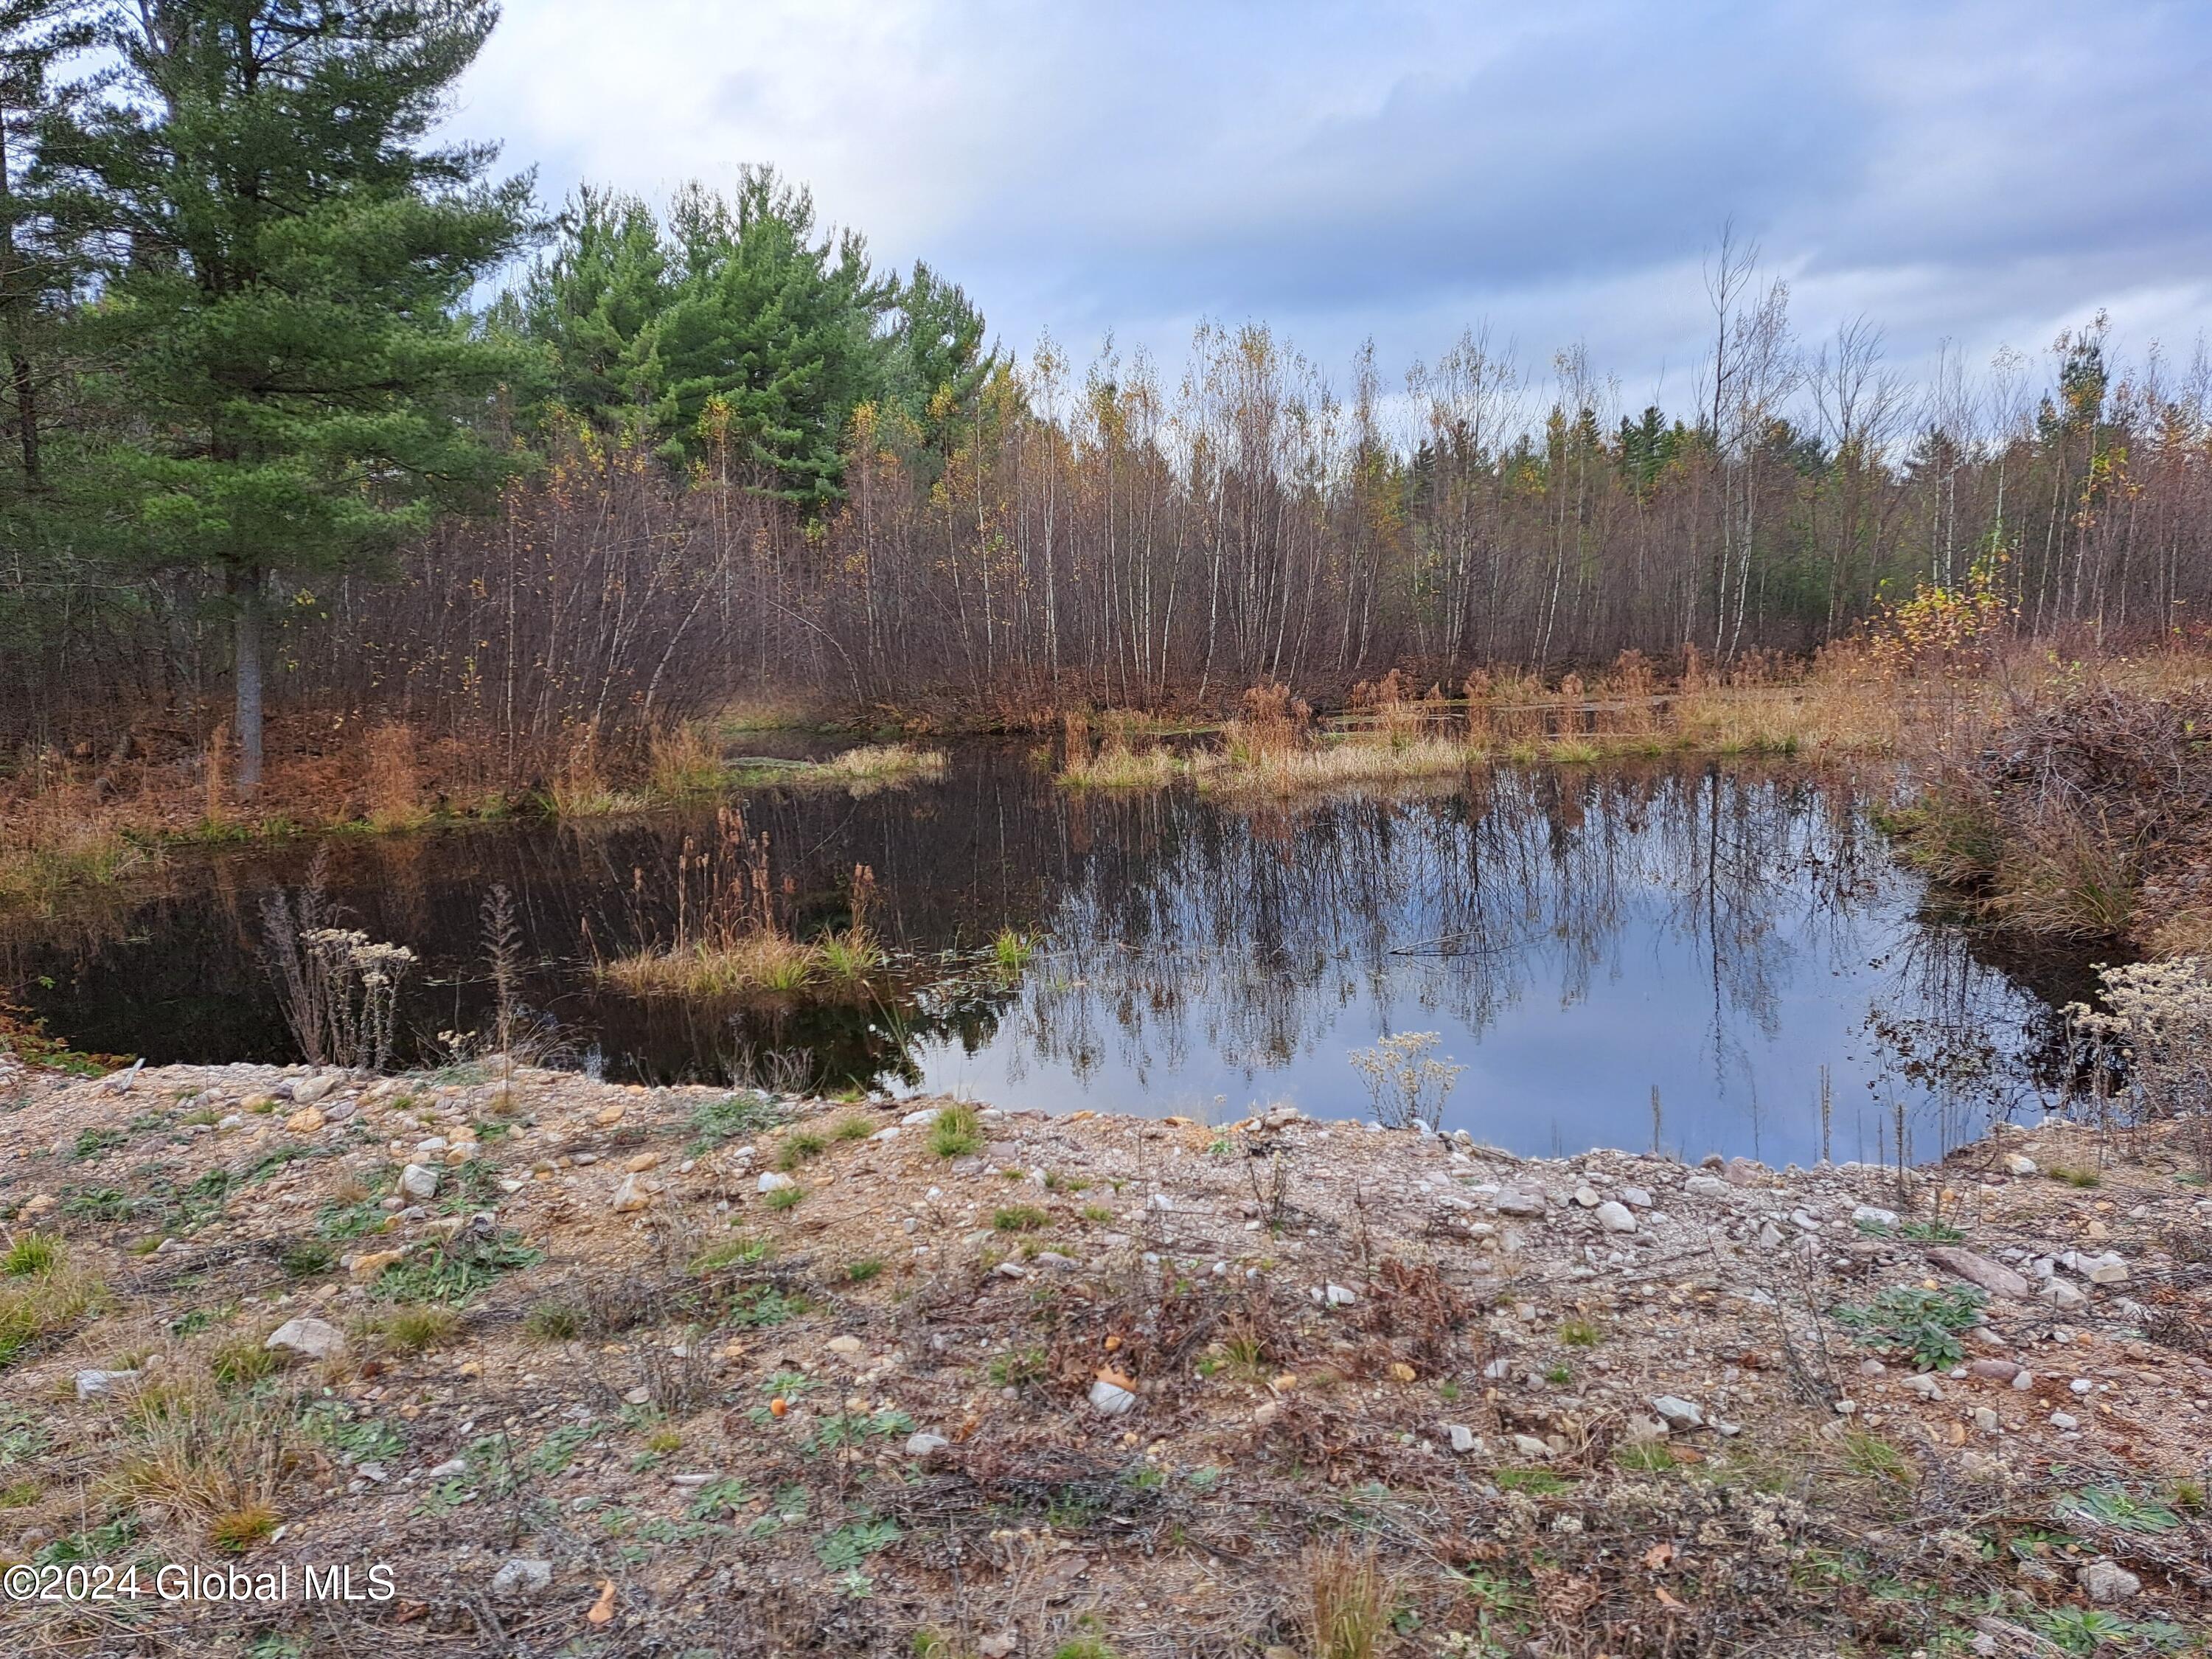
[846,1257,884,1284]
[1557,1316,1602,1347]
[818,1514,902,1571]
[1493,1468,1573,1495]
[689,1092,785,1150]
[929,1105,984,1158]
[691,1233,773,1273]
[0,1253,105,1368]
[1,1233,59,1276]
[987,1346,1048,1389]
[524,1301,584,1342]
[833,1114,874,1141]
[278,1239,335,1279]
[73,1126,127,1160]
[1837,1430,1916,1486]
[992,1204,1048,1232]
[2047,1164,2102,1189]
[1613,1441,1677,1473]
[371,1228,542,1305]
[1307,1543,1394,1659]
[371,1304,461,1354]
[763,1184,806,1212]
[209,1503,280,1552]
[776,1130,828,1170]
[2056,1484,2182,1534]
[1832,1285,1987,1369]
[210,1338,282,1388]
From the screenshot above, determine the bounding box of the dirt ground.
[1,1056,2208,1658]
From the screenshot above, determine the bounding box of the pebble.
[2050,1411,2079,1431]
[74,1368,139,1399]
[2079,1560,2141,1604]
[264,1316,347,1361]
[1967,1359,2020,1383]
[905,1432,950,1457]
[1683,1175,1731,1199]
[1851,1205,1899,1229]
[1973,1407,2000,1433]
[1088,1374,1137,1416]
[1649,1395,1703,1431]
[1595,1200,1637,1234]
[1444,1424,1479,1454]
[490,1559,553,1596]
[609,1173,658,1213]
[757,1172,795,1193]
[398,1164,440,1201]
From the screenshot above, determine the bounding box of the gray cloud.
[456,0,2212,401]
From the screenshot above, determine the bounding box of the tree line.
[4,2,2211,789]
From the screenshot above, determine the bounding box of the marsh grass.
[816,743,948,789]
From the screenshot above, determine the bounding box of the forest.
[3,0,2211,785]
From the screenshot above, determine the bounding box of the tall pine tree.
[44,0,533,790]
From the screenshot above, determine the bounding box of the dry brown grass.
[1305,1542,1396,1659]
[0,1243,106,1368]
[363,721,428,831]
[648,723,729,799]
[105,1368,299,1551]
[815,743,948,788]
[602,931,821,997]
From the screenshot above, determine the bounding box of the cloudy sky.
[451,0,2211,412]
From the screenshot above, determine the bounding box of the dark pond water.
[1,748,2096,1164]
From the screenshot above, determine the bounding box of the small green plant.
[72,1127,127,1160]
[846,1257,884,1284]
[278,1239,336,1279]
[210,1338,282,1388]
[1557,1317,1601,1347]
[763,1184,805,1212]
[1,1234,60,1276]
[1899,1220,1965,1242]
[1831,1284,1988,1370]
[1081,1203,1113,1224]
[1837,1430,1915,1485]
[1613,1441,1677,1473]
[992,1204,1048,1233]
[1049,1615,1119,1659]
[1493,1468,1573,1495]
[689,1093,784,1150]
[928,1105,984,1158]
[372,1230,542,1305]
[833,1115,874,1141]
[373,1304,461,1354]
[2056,1484,2182,1534]
[2046,1164,2101,1189]
[817,1514,902,1571]
[1543,1364,1572,1386]
[989,929,1035,975]
[692,1233,773,1273]
[776,1130,828,1170]
[987,1346,1048,1388]
[524,1301,584,1342]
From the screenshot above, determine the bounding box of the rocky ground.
[0,1057,2208,1658]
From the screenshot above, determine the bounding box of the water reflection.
[0,752,2086,1164]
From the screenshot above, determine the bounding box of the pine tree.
[512,184,669,437]
[652,167,891,512]
[44,0,535,791]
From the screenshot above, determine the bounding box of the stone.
[757,1171,796,1193]
[1494,1189,1545,1217]
[1323,1283,1357,1307]
[825,1336,863,1357]
[1088,1374,1138,1416]
[1902,1373,1943,1399]
[349,1248,406,1283]
[1851,1205,1899,1230]
[1572,1185,1601,1208]
[75,1368,138,1399]
[1650,1395,1703,1431]
[427,1456,468,1479]
[622,1152,660,1174]
[609,1174,657,1213]
[2039,1278,2088,1311]
[1684,1175,1731,1200]
[978,1638,1018,1659]
[2002,1152,2037,1177]
[1595,1200,1637,1234]
[1967,1359,2021,1384]
[490,1559,553,1597]
[2050,1411,2079,1431]
[2079,1560,2141,1604]
[905,1432,950,1457]
[265,1316,347,1362]
[1445,1423,1479,1454]
[1621,1186,1654,1208]
[1972,1406,2000,1433]
[283,1105,325,1134]
[1510,1434,1551,1459]
[398,1163,440,1201]
[1924,1247,2031,1299]
[290,1074,337,1106]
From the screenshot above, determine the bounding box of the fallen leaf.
[586,1581,617,1626]
[1389,1362,1417,1382]
[1655,1586,1687,1610]
[1642,1542,1674,1570]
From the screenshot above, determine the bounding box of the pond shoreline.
[3,1054,2207,1655]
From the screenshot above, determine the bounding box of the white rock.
[609,1173,656,1213]
[1902,1374,1943,1399]
[1445,1424,1479,1454]
[1595,1200,1637,1234]
[900,1107,942,1127]
[2039,1278,2088,1311]
[427,1457,468,1479]
[757,1171,796,1193]
[2079,1560,2140,1604]
[905,1432,950,1457]
[264,1316,347,1361]
[1972,1406,2000,1433]
[291,1074,337,1105]
[1494,1189,1545,1217]
[1649,1395,1703,1431]
[2002,1153,2037,1177]
[75,1368,138,1399]
[1088,1377,1137,1416]
[398,1163,440,1201]
[1851,1205,1899,1229]
[1324,1282,1358,1306]
[1621,1186,1653,1208]
[1572,1186,1601,1208]
[1510,1434,1551,1458]
[1683,1175,1731,1200]
[490,1559,553,1596]
[2050,1411,2079,1431]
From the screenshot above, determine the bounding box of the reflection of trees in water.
[1007,762,2057,1136]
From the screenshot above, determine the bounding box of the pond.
[0,749,2095,1165]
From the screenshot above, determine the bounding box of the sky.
[450,0,2212,416]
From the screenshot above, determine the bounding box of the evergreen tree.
[652,167,891,511]
[879,259,992,457]
[0,0,91,495]
[512,183,667,437]
[43,0,534,790]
